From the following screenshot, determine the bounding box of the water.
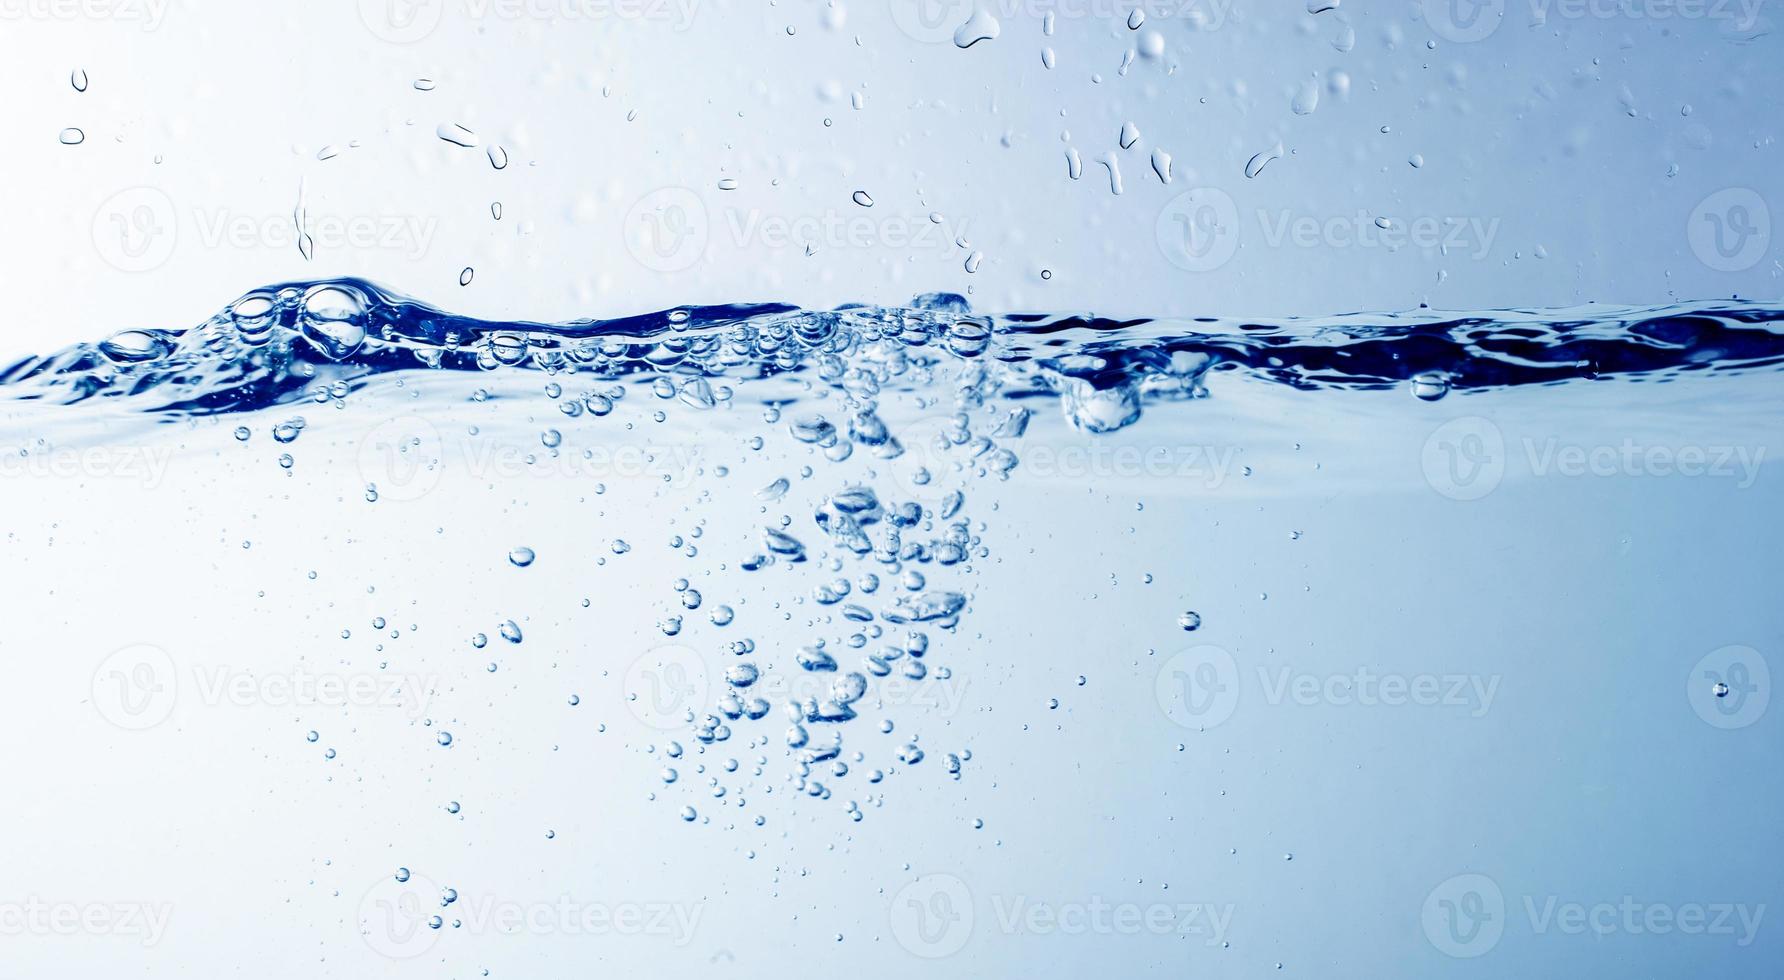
[2,280,1780,975]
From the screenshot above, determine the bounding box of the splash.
[5,279,1783,432]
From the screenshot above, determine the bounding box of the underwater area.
[1,2,1780,977]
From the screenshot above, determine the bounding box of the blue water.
[1,280,1779,976]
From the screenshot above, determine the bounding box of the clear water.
[2,280,1779,976]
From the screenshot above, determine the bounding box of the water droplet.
[1411,373,1450,401]
[297,285,369,361]
[1178,611,1202,632]
[1292,80,1320,116]
[58,128,85,145]
[1245,142,1284,179]
[851,190,874,207]
[487,145,508,170]
[436,123,478,147]
[70,69,89,93]
[508,546,536,567]
[953,9,1000,47]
